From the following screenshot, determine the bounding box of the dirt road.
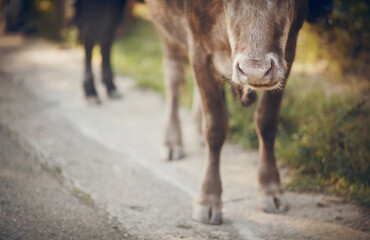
[0,34,368,240]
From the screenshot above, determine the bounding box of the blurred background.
[1,0,369,207]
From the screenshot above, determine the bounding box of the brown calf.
[146,0,333,224]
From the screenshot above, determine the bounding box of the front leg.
[255,90,288,213]
[101,38,121,99]
[190,52,228,225]
[83,39,100,103]
[192,84,204,145]
[160,39,187,160]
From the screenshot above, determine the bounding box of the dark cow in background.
[3,0,26,32]
[74,0,128,102]
[3,0,132,101]
[145,0,333,224]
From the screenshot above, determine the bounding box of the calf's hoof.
[108,89,122,99]
[192,202,222,225]
[160,144,184,161]
[258,185,288,213]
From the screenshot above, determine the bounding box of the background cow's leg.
[101,38,121,99]
[192,84,204,145]
[190,52,228,225]
[160,39,186,160]
[83,39,99,103]
[255,90,288,213]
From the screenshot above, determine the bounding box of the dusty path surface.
[0,34,369,240]
[0,125,135,240]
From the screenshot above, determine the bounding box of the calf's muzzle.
[236,55,279,89]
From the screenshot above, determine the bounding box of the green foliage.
[225,88,258,149]
[72,187,94,206]
[279,85,370,205]
[34,0,62,40]
[309,0,370,75]
[113,18,194,107]
[113,18,164,93]
[2,0,65,40]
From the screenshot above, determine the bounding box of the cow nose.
[236,58,275,85]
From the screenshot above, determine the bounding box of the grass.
[72,187,94,207]
[279,81,369,206]
[54,165,62,174]
[109,15,370,207]
[112,17,194,106]
[112,18,164,93]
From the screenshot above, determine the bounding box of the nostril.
[237,62,246,76]
[264,59,274,79]
[237,62,248,81]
